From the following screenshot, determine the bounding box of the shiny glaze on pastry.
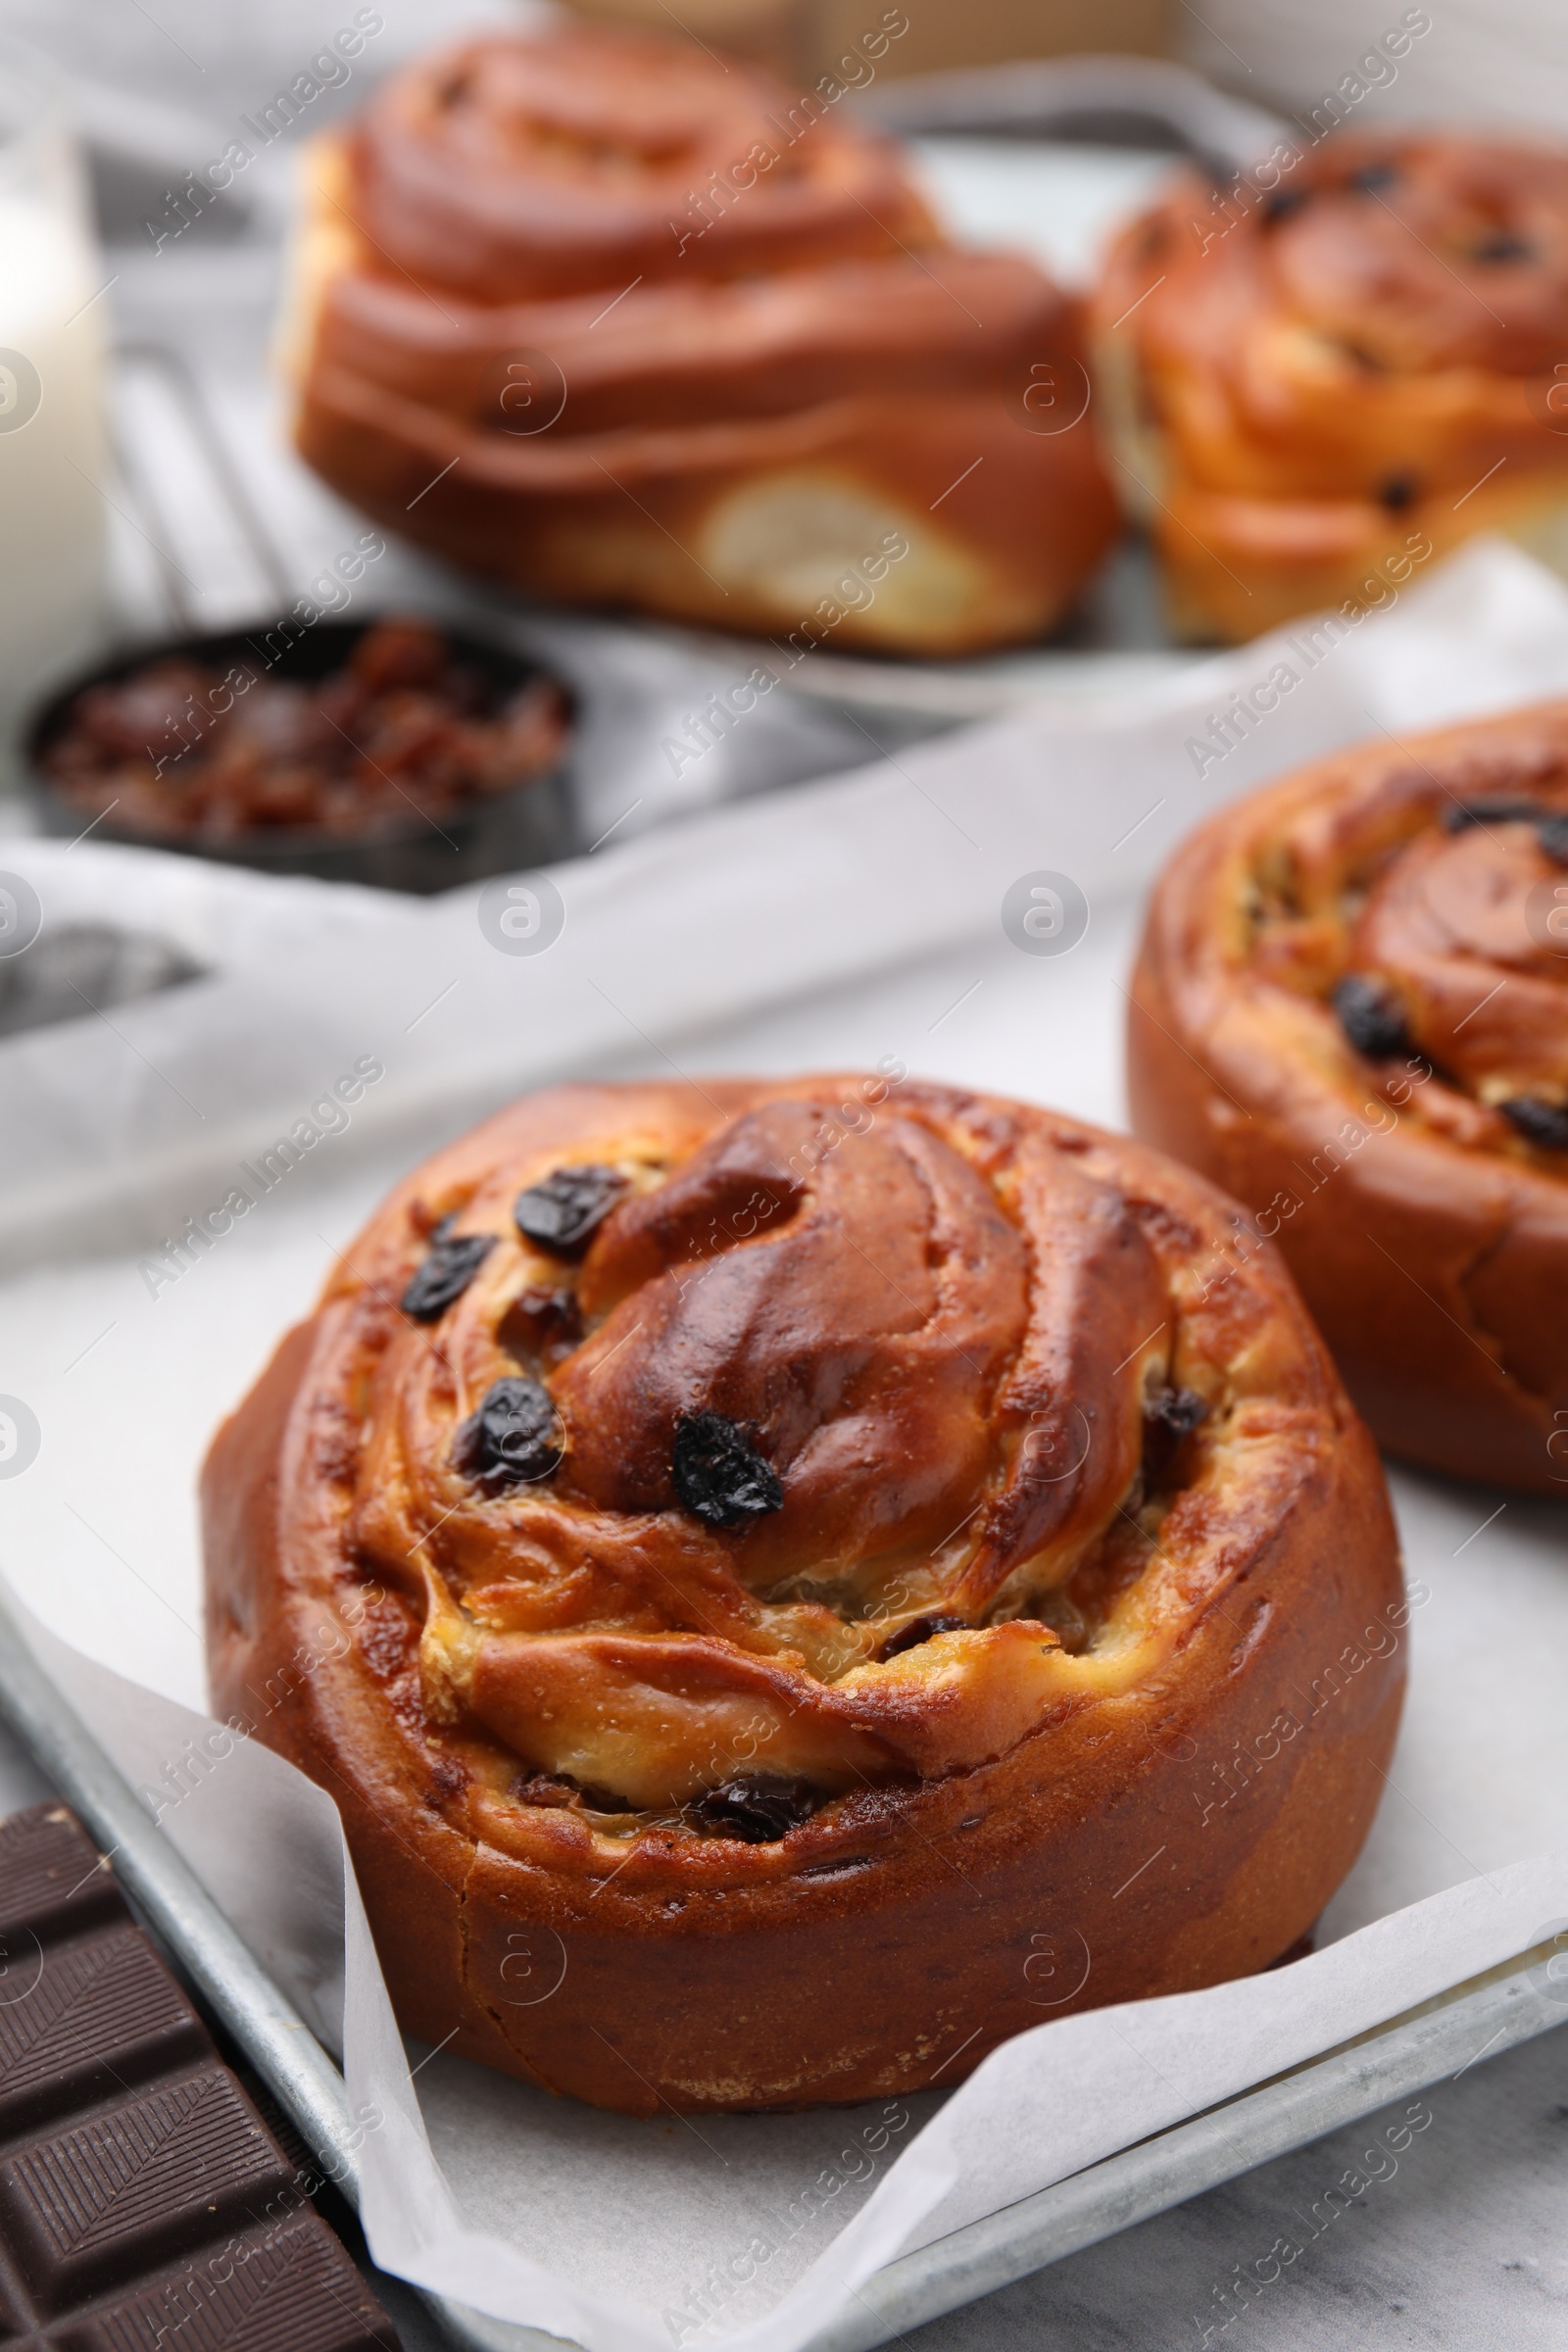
[1131,701,1568,1487]
[286,25,1118,655]
[206,1076,1403,2111]
[1094,133,1568,639]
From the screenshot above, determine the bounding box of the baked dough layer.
[284,28,1118,655]
[1131,703,1568,1488]
[1093,132,1568,641]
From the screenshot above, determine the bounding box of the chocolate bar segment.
[2,2067,293,2311]
[0,1807,122,1948]
[57,2206,392,2352]
[0,1925,209,2137]
[0,1802,399,2350]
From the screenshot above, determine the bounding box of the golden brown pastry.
[285,25,1119,656]
[1130,701,1568,1490]
[1094,132,1568,640]
[204,1075,1403,2114]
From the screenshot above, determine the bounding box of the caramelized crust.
[1130,702,1568,1489]
[205,1078,1402,2112]
[346,26,935,301]
[1093,133,1568,639]
[284,26,1118,655]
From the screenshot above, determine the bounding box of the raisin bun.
[1131,702,1568,1490]
[1093,132,1568,640]
[283,24,1118,657]
[204,1077,1403,2113]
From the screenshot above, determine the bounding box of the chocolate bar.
[0,1801,399,2349]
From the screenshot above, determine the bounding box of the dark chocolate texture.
[0,1802,397,2350]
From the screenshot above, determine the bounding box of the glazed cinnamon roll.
[285,25,1118,656]
[204,1076,1402,2114]
[1131,701,1568,1491]
[1094,133,1568,641]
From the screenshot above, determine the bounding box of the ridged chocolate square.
[0,2066,293,2313]
[0,1800,401,2349]
[0,1808,124,1949]
[0,1925,209,2138]
[56,2208,396,2352]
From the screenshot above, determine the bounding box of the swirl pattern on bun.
[1131,702,1568,1490]
[204,1077,1403,2112]
[286,25,1118,656]
[345,26,932,301]
[1093,134,1568,640]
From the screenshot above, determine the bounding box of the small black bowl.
[24,616,576,895]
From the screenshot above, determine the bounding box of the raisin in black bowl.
[25,614,575,894]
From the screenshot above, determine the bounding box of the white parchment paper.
[2,539,1567,2349]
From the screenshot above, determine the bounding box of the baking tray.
[1,1573,1561,2352]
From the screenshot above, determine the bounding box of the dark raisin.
[1538,814,1568,867]
[576,1783,637,1814]
[401,1232,495,1321]
[454,1376,562,1489]
[671,1410,783,1527]
[1349,163,1396,193]
[514,1164,627,1258]
[514,1773,575,1809]
[1333,975,1412,1059]
[1261,188,1307,223]
[1500,1097,1568,1151]
[1146,1386,1208,1439]
[879,1613,969,1660]
[1442,796,1544,832]
[498,1283,583,1360]
[1377,472,1418,512]
[689,1776,819,1842]
[1143,1386,1209,1486]
[1474,231,1533,264]
[425,1753,467,1804]
[514,1771,633,1812]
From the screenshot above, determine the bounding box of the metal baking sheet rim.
[430,1954,1564,2352]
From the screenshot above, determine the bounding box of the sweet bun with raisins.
[1130,700,1568,1491]
[1093,132,1568,641]
[204,1076,1403,2113]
